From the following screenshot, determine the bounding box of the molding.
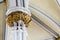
[54,0,60,8]
[31,13,59,38]
[29,4,60,30]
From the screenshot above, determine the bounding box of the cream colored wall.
[0,3,6,40]
[29,0,60,22]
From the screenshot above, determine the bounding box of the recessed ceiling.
[0,0,60,40]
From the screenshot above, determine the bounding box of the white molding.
[54,0,60,8]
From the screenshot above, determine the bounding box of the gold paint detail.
[6,11,31,27]
[4,0,8,7]
[56,37,60,40]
